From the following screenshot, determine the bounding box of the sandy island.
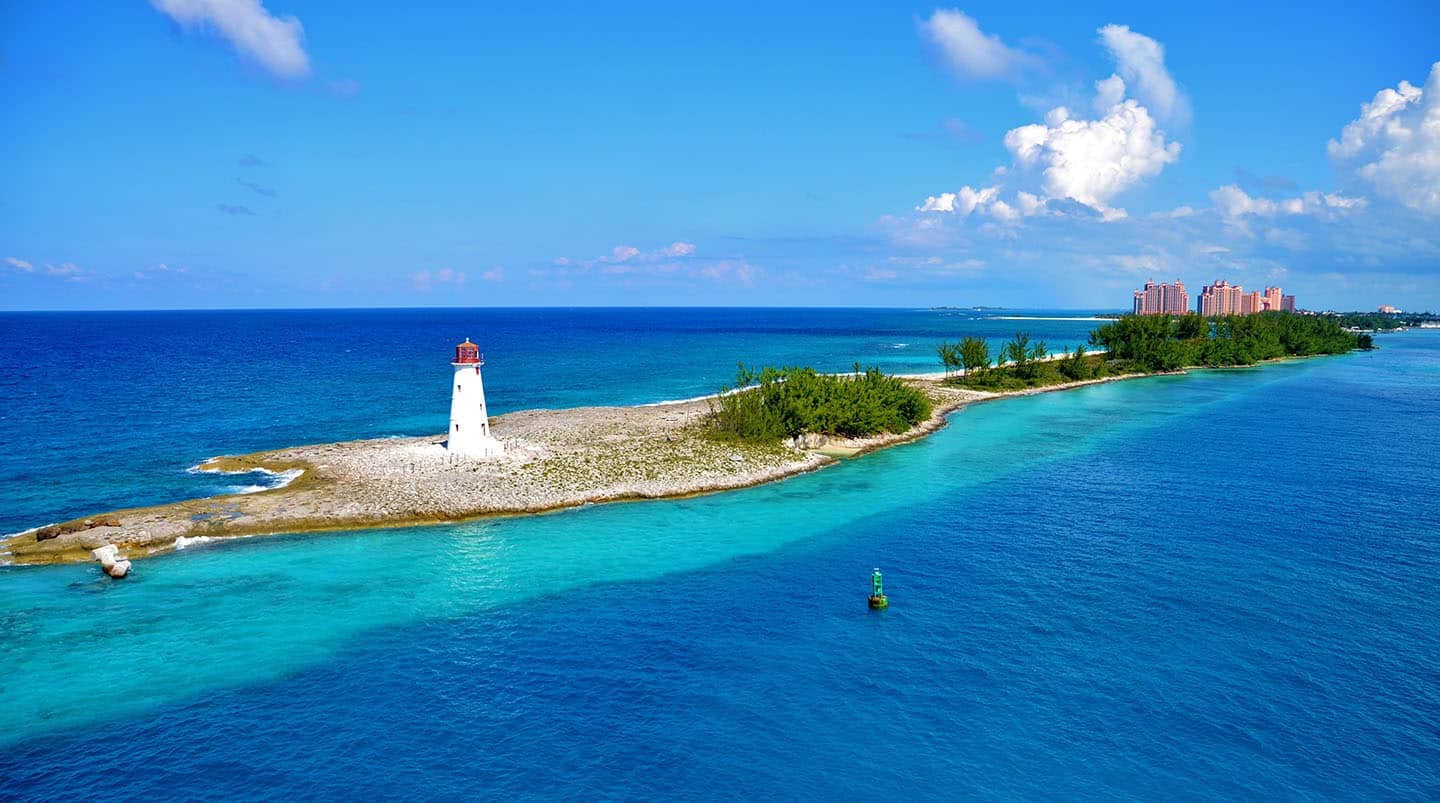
[2,373,1150,566]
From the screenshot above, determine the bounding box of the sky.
[2,0,1438,311]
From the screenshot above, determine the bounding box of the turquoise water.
[1,311,1438,799]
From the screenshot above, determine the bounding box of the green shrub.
[708,365,933,443]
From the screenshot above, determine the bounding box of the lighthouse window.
[454,424,460,432]
[456,384,462,392]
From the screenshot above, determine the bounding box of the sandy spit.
[0,371,1161,567]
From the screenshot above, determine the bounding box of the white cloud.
[920,9,1036,80]
[917,193,957,212]
[5,257,34,272]
[482,267,504,282]
[1210,184,1368,219]
[916,185,999,215]
[1093,74,1126,115]
[587,242,696,266]
[989,199,1019,222]
[1328,62,1440,215]
[47,263,83,276]
[1004,101,1180,211]
[1016,191,1043,216]
[152,0,311,79]
[1097,25,1189,124]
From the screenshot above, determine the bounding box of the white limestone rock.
[91,544,131,578]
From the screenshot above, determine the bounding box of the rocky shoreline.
[1,373,1153,567]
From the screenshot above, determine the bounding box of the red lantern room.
[453,338,483,366]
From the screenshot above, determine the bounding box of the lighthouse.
[447,338,504,458]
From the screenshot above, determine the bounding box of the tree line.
[1088,312,1363,371]
[939,312,1367,390]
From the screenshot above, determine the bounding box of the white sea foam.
[174,532,265,550]
[226,484,271,495]
[637,385,754,407]
[637,393,715,407]
[187,464,304,495]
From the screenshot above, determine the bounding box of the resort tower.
[448,338,504,457]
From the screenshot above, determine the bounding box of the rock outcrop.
[91,544,132,578]
[36,516,122,542]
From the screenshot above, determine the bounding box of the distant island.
[2,313,1371,567]
[928,305,1011,311]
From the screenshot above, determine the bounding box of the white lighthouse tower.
[447,338,503,457]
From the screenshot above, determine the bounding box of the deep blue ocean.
[1,308,1437,800]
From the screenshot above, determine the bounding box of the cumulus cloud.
[5,257,35,272]
[582,242,699,268]
[1093,74,1126,115]
[920,9,1038,80]
[1210,184,1367,218]
[1097,25,1189,124]
[1004,101,1180,213]
[917,185,999,215]
[1328,62,1440,215]
[152,0,310,79]
[914,23,1184,221]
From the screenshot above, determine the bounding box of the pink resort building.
[1132,279,1190,315]
[1198,280,1245,316]
[1196,280,1296,316]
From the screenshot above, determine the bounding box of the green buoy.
[868,567,888,609]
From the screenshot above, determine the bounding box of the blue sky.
[3,1,1438,310]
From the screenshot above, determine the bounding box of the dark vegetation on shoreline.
[707,365,932,443]
[1090,312,1366,370]
[940,312,1367,391]
[1324,311,1437,331]
[705,312,1369,443]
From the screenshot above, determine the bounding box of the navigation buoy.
[868,567,888,609]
